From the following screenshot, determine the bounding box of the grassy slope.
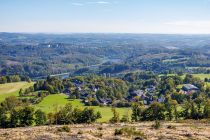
[0,82,130,122]
[160,74,210,88]
[192,74,210,80]
[35,94,131,122]
[159,74,210,79]
[0,82,34,102]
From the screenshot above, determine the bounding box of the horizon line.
[1,32,210,35]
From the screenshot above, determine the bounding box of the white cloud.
[71,1,116,6]
[95,1,110,4]
[71,2,84,6]
[87,1,111,5]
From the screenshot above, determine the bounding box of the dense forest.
[1,33,210,78]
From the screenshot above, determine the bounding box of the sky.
[0,0,210,34]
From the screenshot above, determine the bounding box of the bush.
[97,127,103,130]
[77,130,83,135]
[34,109,47,126]
[152,120,161,129]
[167,125,176,129]
[57,126,71,132]
[114,128,123,136]
[94,132,103,138]
[109,108,120,123]
[114,127,145,137]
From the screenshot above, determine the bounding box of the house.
[145,86,156,93]
[127,90,145,102]
[80,91,89,99]
[158,95,166,103]
[144,100,148,105]
[63,85,71,95]
[143,92,155,105]
[76,87,82,91]
[89,85,100,92]
[182,84,199,94]
[63,89,71,95]
[98,97,112,105]
[130,90,144,97]
[71,79,84,86]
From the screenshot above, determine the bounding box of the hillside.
[1,33,210,78]
[0,82,34,102]
[0,121,209,140]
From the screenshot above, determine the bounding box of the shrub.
[114,127,145,137]
[95,132,103,138]
[114,128,123,136]
[57,126,71,132]
[97,127,103,130]
[78,130,83,135]
[109,108,120,123]
[167,125,176,129]
[152,120,161,129]
[134,137,144,140]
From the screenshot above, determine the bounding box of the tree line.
[0,75,31,84]
[0,96,101,128]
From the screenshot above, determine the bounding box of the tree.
[165,99,173,121]
[10,108,20,128]
[142,102,165,121]
[190,101,199,120]
[159,77,175,95]
[0,76,7,84]
[47,113,55,125]
[1,96,22,111]
[56,103,74,125]
[109,108,120,123]
[203,100,210,118]
[80,107,101,124]
[131,103,143,122]
[19,88,24,96]
[181,100,191,119]
[0,107,8,128]
[205,78,208,83]
[18,106,34,127]
[194,95,205,119]
[121,110,130,122]
[171,100,178,120]
[34,109,47,126]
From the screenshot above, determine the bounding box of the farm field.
[0,82,34,102]
[35,94,131,122]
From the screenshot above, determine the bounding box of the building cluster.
[63,79,200,106]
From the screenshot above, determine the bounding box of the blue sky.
[0,0,210,34]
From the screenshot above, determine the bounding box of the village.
[63,76,200,106]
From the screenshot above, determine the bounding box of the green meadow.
[0,82,34,102]
[192,74,210,80]
[0,82,130,122]
[160,73,210,80]
[35,94,131,122]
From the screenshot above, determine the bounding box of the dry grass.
[0,121,210,140]
[0,82,34,102]
[0,82,33,94]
